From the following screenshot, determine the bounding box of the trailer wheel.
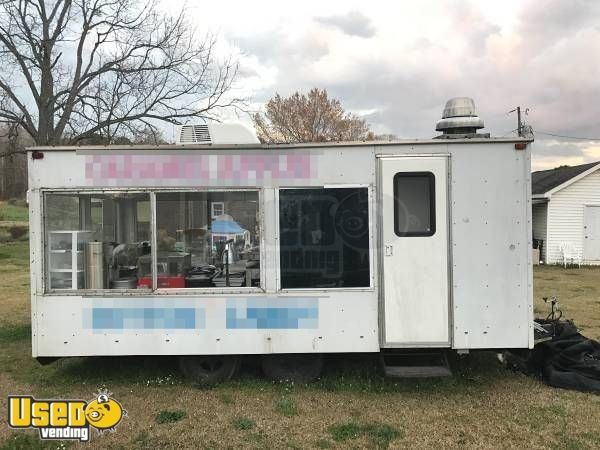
[261,354,323,383]
[178,355,240,385]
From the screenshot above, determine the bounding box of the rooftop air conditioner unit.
[176,123,260,145]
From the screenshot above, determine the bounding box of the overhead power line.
[534,131,600,141]
[507,106,599,141]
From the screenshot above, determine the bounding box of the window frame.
[152,189,264,295]
[275,185,375,292]
[210,201,225,218]
[40,187,264,296]
[41,188,154,295]
[393,171,436,238]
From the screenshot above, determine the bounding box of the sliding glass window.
[44,192,151,290]
[154,191,260,289]
[279,188,370,289]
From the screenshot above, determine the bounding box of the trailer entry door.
[380,157,449,346]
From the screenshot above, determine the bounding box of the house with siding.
[532,161,600,264]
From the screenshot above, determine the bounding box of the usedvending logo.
[8,390,126,442]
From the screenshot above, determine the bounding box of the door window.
[393,172,435,237]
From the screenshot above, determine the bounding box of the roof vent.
[176,123,260,145]
[178,124,211,144]
[435,97,489,139]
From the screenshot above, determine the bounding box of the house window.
[44,192,151,291]
[154,191,260,288]
[393,172,435,237]
[211,202,225,218]
[279,187,370,289]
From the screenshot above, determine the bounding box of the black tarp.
[505,321,600,393]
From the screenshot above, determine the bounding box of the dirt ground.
[1,241,599,449]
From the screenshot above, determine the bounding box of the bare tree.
[0,122,32,198]
[253,88,374,143]
[131,125,167,144]
[0,0,242,147]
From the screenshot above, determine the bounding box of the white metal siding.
[29,140,533,356]
[532,203,548,261]
[448,144,532,349]
[547,170,600,264]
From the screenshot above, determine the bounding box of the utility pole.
[508,107,523,137]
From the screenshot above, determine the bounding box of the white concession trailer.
[27,99,534,381]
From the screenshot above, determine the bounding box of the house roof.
[532,161,600,195]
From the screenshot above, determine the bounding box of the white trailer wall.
[29,146,382,357]
[448,143,532,349]
[377,141,533,349]
[28,138,533,356]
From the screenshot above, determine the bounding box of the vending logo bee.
[8,390,126,442]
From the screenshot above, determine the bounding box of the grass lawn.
[1,241,599,449]
[0,202,28,223]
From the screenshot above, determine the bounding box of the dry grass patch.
[0,242,30,328]
[1,243,600,449]
[534,265,600,339]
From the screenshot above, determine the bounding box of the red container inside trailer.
[138,276,186,289]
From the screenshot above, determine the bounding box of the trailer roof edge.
[26,137,534,152]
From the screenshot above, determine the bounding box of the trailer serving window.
[154,191,260,289]
[43,190,261,292]
[393,172,435,237]
[44,192,151,290]
[279,187,370,289]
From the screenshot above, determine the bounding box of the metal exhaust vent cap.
[436,97,485,136]
[441,97,478,118]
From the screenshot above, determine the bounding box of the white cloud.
[314,11,376,38]
[162,0,600,169]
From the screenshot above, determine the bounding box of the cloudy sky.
[173,0,600,170]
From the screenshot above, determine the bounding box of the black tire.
[178,355,240,385]
[261,354,323,383]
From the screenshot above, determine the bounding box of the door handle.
[385,245,393,256]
